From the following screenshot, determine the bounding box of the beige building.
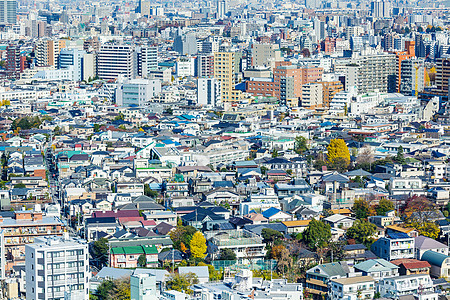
[251,43,282,68]
[213,52,242,102]
[36,39,66,67]
[301,82,323,109]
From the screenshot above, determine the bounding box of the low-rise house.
[329,276,375,300]
[415,236,448,260]
[281,220,311,235]
[421,250,450,279]
[371,232,415,261]
[305,261,351,297]
[391,258,431,276]
[109,245,158,268]
[354,259,399,281]
[262,207,292,222]
[323,214,356,229]
[378,274,435,299]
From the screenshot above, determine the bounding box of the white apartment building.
[176,57,195,77]
[329,276,375,300]
[301,83,323,109]
[197,77,221,107]
[116,77,161,107]
[400,58,426,96]
[137,45,158,78]
[97,44,137,80]
[25,236,89,300]
[378,274,436,299]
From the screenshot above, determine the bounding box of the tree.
[219,248,236,260]
[294,136,308,154]
[92,237,109,267]
[408,221,439,239]
[170,226,197,251]
[302,219,331,251]
[113,113,124,121]
[394,146,405,165]
[301,48,311,57]
[328,240,346,262]
[108,277,130,300]
[261,228,284,245]
[138,254,147,267]
[94,277,130,300]
[376,198,395,216]
[327,139,350,171]
[144,184,158,198]
[352,198,370,220]
[190,231,207,259]
[93,124,101,132]
[402,195,435,222]
[272,149,279,158]
[270,244,286,260]
[13,183,26,188]
[356,146,374,171]
[346,220,376,247]
[166,272,199,295]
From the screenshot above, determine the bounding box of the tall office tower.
[97,44,137,80]
[6,44,21,79]
[25,236,89,300]
[173,35,197,56]
[116,77,161,107]
[214,52,242,102]
[400,58,425,96]
[313,19,326,41]
[305,0,321,9]
[59,48,86,81]
[197,78,221,107]
[197,55,214,77]
[371,0,391,18]
[216,0,228,19]
[0,0,16,24]
[436,57,450,96]
[138,0,151,16]
[36,39,66,67]
[345,53,397,94]
[250,43,282,67]
[137,45,158,78]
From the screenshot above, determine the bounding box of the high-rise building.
[6,44,21,79]
[196,55,214,78]
[97,44,137,80]
[400,58,425,96]
[305,0,321,9]
[436,57,450,96]
[116,77,161,107]
[393,40,415,92]
[36,39,66,67]
[25,236,89,300]
[345,53,396,94]
[173,35,197,56]
[0,0,16,24]
[137,46,158,78]
[214,52,242,102]
[59,48,86,81]
[217,0,228,19]
[371,0,391,18]
[198,78,221,107]
[319,81,345,108]
[313,19,326,41]
[301,83,323,109]
[251,43,282,67]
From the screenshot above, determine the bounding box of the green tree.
[302,219,331,251]
[346,219,376,247]
[261,228,284,245]
[94,279,115,300]
[93,237,109,267]
[113,113,124,121]
[108,277,130,300]
[13,183,26,188]
[144,184,158,198]
[294,136,308,154]
[376,198,395,216]
[353,198,370,220]
[189,231,207,259]
[93,124,101,132]
[138,254,147,267]
[394,146,405,164]
[219,248,237,260]
[272,149,279,158]
[169,226,197,250]
[327,139,350,171]
[166,272,199,295]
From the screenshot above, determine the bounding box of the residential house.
[354,259,399,281]
[281,220,311,235]
[421,250,450,279]
[415,236,448,260]
[262,207,292,222]
[371,232,415,261]
[329,276,375,300]
[391,259,431,276]
[109,245,158,268]
[305,262,351,296]
[378,274,436,299]
[323,214,356,229]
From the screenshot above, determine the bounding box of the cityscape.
[0,0,450,299]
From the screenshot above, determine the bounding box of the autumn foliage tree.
[189,231,207,259]
[327,139,351,172]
